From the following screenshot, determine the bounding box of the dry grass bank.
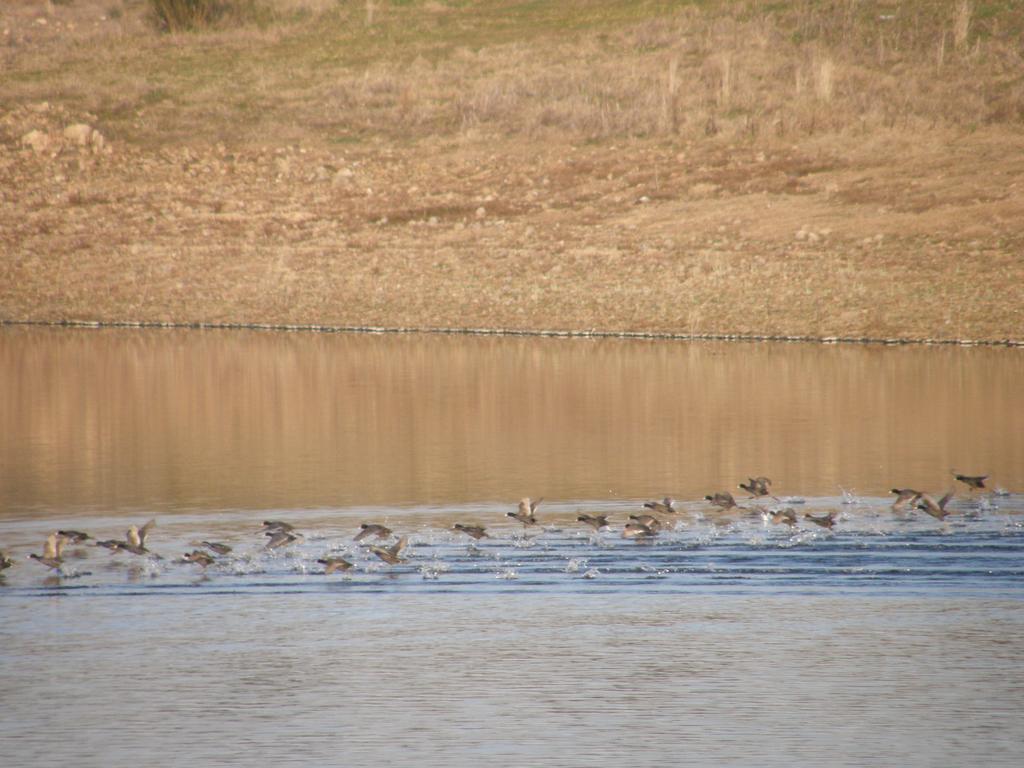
[1,0,1022,340]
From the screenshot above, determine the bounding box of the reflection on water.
[2,327,1024,767]
[1,327,1022,516]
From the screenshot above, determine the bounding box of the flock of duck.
[0,471,1001,581]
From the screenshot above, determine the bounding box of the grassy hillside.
[4,1,1022,147]
[1,1,1022,340]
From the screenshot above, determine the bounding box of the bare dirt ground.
[2,1,1022,341]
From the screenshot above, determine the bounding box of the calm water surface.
[1,327,1022,766]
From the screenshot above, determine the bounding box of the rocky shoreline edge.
[3,319,1020,348]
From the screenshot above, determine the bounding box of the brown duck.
[629,514,664,532]
[738,477,772,497]
[918,491,956,520]
[318,556,355,574]
[890,488,922,512]
[643,497,678,515]
[261,520,295,533]
[952,471,987,491]
[453,524,489,540]
[28,533,65,570]
[804,511,837,529]
[58,530,91,544]
[577,514,610,531]
[508,497,542,526]
[369,536,409,565]
[200,541,233,555]
[354,523,392,542]
[767,508,798,527]
[705,492,738,510]
[622,521,658,539]
[265,530,299,550]
[183,550,216,568]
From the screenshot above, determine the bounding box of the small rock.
[689,182,719,197]
[64,123,94,147]
[475,206,486,218]
[21,130,50,154]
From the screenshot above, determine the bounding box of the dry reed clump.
[294,2,1022,146]
[953,0,973,52]
[147,0,271,32]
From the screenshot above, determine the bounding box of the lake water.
[1,327,1023,766]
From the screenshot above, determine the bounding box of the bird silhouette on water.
[628,514,664,532]
[200,541,232,555]
[262,520,295,533]
[577,514,610,531]
[890,488,922,512]
[705,492,738,510]
[804,511,837,529]
[369,536,409,565]
[265,529,299,550]
[739,477,772,498]
[354,523,392,542]
[952,471,987,492]
[318,556,354,574]
[766,508,797,527]
[183,550,216,568]
[622,522,657,539]
[453,524,489,540]
[643,497,678,515]
[57,530,91,544]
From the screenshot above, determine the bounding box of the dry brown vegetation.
[1,0,1022,341]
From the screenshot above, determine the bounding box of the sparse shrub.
[148,0,270,32]
[149,0,222,31]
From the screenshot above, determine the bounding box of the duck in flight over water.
[577,514,610,531]
[28,533,65,570]
[739,477,772,498]
[508,497,542,526]
[643,497,677,515]
[318,556,354,574]
[354,523,392,542]
[890,488,922,512]
[918,491,956,520]
[804,511,837,529]
[453,524,489,540]
[705,492,738,510]
[369,536,409,565]
[952,471,987,492]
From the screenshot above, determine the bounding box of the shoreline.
[3,319,1021,348]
